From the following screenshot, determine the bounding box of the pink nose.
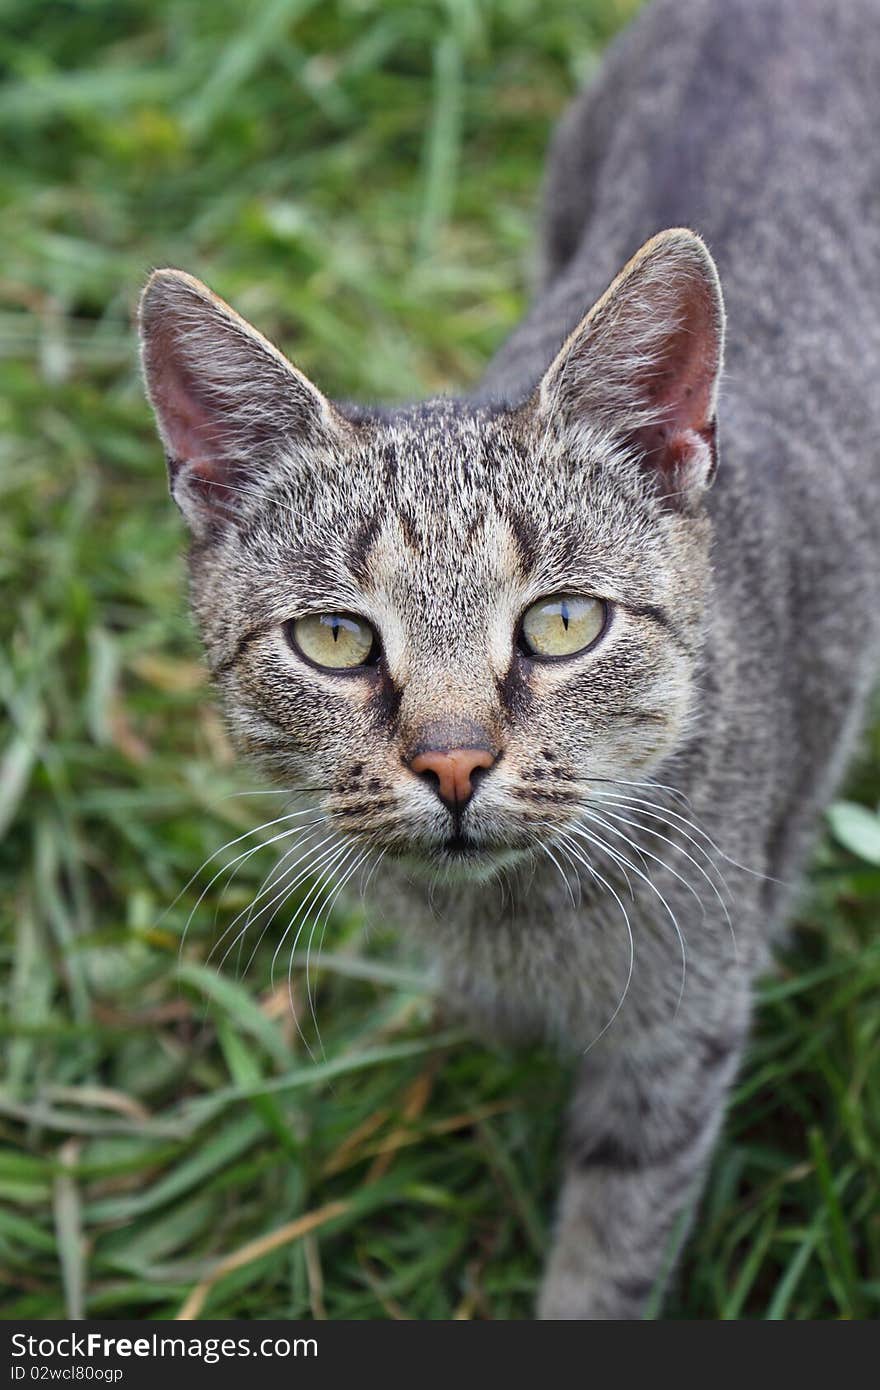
[408,747,497,810]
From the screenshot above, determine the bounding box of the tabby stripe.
[213,623,274,677]
[605,707,667,723]
[575,1108,709,1173]
[612,1276,656,1306]
[622,601,692,654]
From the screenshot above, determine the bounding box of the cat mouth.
[424,831,527,878]
[443,832,481,858]
[392,829,528,885]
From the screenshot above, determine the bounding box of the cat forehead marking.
[356,505,525,662]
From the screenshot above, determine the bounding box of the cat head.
[139,229,724,883]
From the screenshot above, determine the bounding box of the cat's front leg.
[538,1021,745,1319]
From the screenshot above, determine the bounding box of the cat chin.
[395,842,528,886]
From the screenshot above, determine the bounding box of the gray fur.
[139,0,880,1318]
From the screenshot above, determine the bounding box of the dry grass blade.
[176,1201,349,1320]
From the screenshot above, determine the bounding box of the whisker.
[304,845,373,1056]
[360,846,386,901]
[217,786,332,800]
[589,802,739,964]
[538,841,571,904]
[237,838,345,985]
[589,792,731,886]
[220,817,329,962]
[268,837,349,994]
[566,821,688,1016]
[580,807,708,924]
[221,831,343,982]
[542,827,635,1053]
[539,840,578,911]
[553,826,633,905]
[233,832,349,983]
[587,784,789,887]
[280,840,357,1055]
[551,837,583,909]
[171,807,325,959]
[580,773,694,809]
[208,822,338,973]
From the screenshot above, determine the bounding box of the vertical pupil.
[331,618,340,643]
[560,600,569,631]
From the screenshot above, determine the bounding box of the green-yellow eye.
[520,594,607,659]
[289,613,377,670]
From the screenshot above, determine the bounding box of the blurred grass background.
[1,0,879,1321]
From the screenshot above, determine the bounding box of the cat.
[138,0,880,1319]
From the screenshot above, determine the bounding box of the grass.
[1,0,879,1321]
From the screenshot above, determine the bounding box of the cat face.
[140,230,723,881]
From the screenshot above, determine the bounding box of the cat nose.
[408,746,497,810]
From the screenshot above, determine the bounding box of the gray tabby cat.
[138,0,880,1319]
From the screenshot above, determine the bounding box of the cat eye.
[288,612,377,671]
[519,593,607,659]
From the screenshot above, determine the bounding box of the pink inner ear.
[149,361,250,518]
[157,370,229,466]
[631,281,720,482]
[644,304,717,430]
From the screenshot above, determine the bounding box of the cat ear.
[536,229,725,506]
[138,269,345,533]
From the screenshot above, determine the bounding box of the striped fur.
[140,0,880,1318]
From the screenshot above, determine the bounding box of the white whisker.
[589,802,739,964]
[566,820,688,1016]
[279,841,357,1055]
[539,840,578,910]
[360,846,386,901]
[208,822,338,973]
[304,846,372,1055]
[237,831,347,976]
[580,807,708,923]
[588,783,789,887]
[542,826,635,1053]
[236,837,346,986]
[172,807,324,959]
[583,773,694,809]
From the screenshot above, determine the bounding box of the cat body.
[140,0,880,1318]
